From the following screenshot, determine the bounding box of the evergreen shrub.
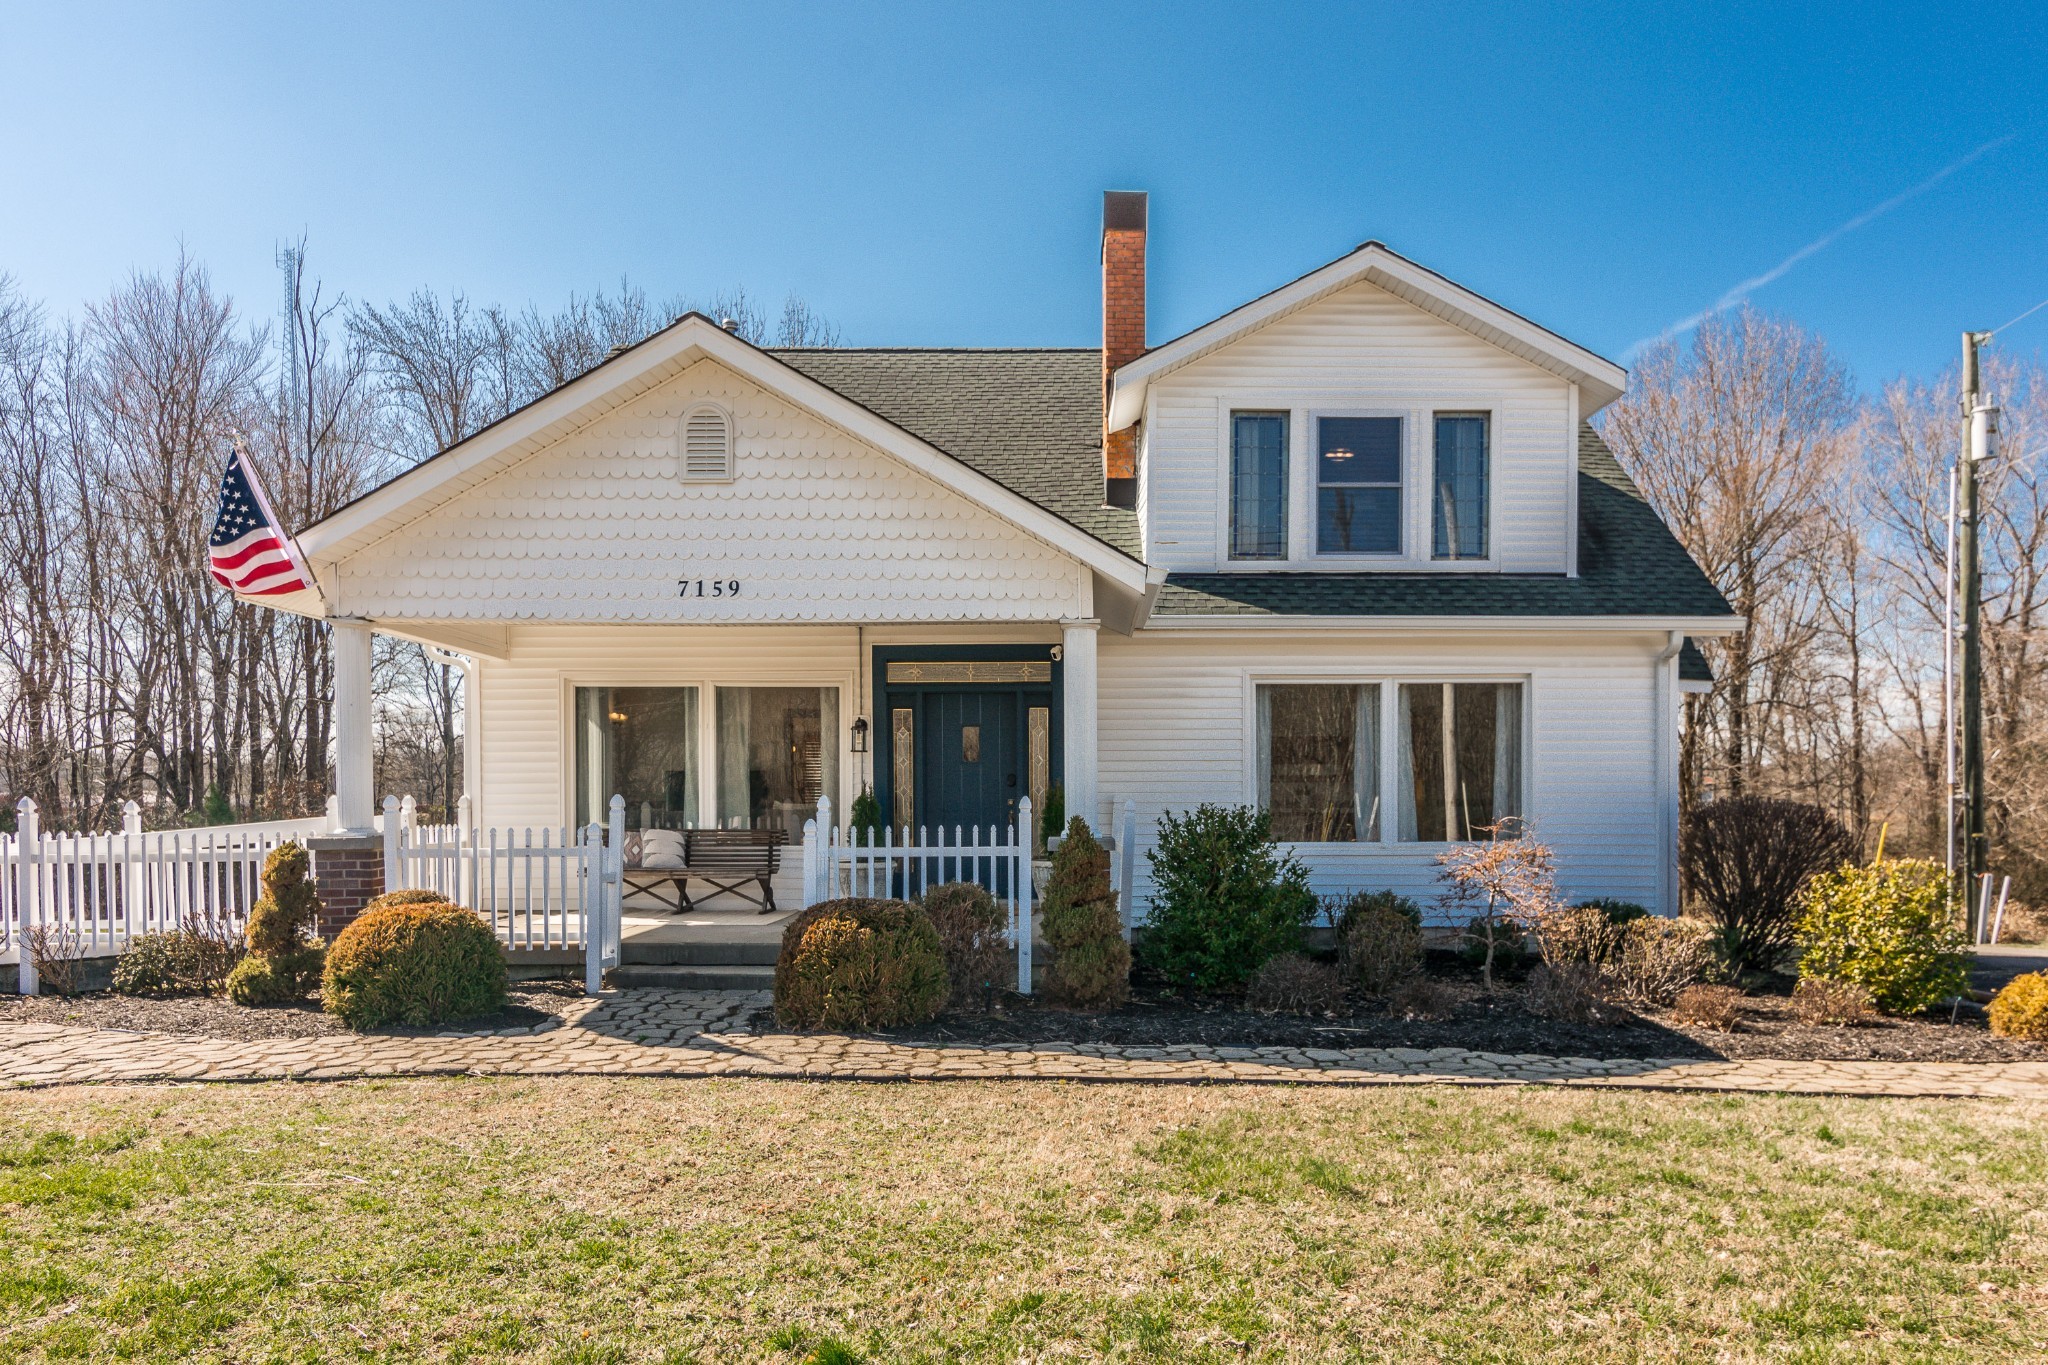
[1140,804,1316,992]
[920,880,1009,1010]
[775,897,948,1031]
[1988,972,2048,1041]
[1040,819,1131,1009]
[1795,859,1966,1015]
[322,893,506,1030]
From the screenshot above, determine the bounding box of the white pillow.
[640,851,685,870]
[641,829,685,858]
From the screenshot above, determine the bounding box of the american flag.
[207,445,314,596]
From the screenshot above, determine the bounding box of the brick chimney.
[1101,190,1147,510]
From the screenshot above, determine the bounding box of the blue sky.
[3,2,2044,389]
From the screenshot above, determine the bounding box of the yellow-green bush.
[774,897,948,1031]
[245,842,320,958]
[226,945,326,1006]
[321,893,506,1030]
[1795,859,1966,1015]
[1988,972,2048,1041]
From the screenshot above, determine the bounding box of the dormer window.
[1316,416,1402,555]
[1432,413,1489,559]
[678,404,735,482]
[1228,411,1288,560]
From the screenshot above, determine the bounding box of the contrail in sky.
[1624,134,2014,362]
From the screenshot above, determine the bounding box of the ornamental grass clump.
[1795,859,1966,1016]
[920,880,1009,1011]
[225,842,325,1006]
[1987,972,2048,1041]
[1141,804,1316,992]
[321,891,507,1030]
[774,897,948,1031]
[1041,819,1131,1010]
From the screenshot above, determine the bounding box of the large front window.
[1399,682,1521,841]
[574,686,699,830]
[716,687,839,839]
[1257,683,1381,841]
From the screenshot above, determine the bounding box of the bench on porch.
[620,827,788,915]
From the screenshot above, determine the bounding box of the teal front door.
[921,690,1022,835]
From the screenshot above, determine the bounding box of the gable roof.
[1107,241,1628,432]
[293,316,1148,595]
[1147,424,1737,623]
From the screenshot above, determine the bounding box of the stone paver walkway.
[4,990,2046,1098]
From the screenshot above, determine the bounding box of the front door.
[922,690,1021,835]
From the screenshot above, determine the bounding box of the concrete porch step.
[608,963,776,991]
[620,936,781,967]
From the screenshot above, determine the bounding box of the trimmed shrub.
[227,955,291,1006]
[245,843,319,957]
[1140,804,1317,992]
[775,897,948,1031]
[1795,859,1967,1015]
[1531,905,1623,969]
[1390,976,1460,1021]
[1791,977,1875,1028]
[1245,952,1347,1016]
[1988,972,2048,1041]
[1577,898,1651,928]
[1332,894,1422,997]
[1670,984,1744,1031]
[1525,962,1611,1025]
[921,881,1008,1011]
[1682,796,1859,973]
[362,888,456,914]
[1041,819,1131,1010]
[1610,916,1717,1007]
[112,930,238,997]
[321,894,507,1030]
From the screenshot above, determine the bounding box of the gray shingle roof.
[1149,425,1734,618]
[1680,639,1714,684]
[769,348,1141,559]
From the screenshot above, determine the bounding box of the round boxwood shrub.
[1795,859,1966,1015]
[775,897,948,1031]
[1988,972,2048,1041]
[321,892,507,1030]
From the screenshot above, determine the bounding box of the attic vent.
[678,404,734,482]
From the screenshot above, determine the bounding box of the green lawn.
[0,1078,2043,1362]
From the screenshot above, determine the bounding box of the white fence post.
[1115,797,1138,938]
[1014,795,1033,995]
[382,795,402,889]
[121,802,143,944]
[15,798,38,996]
[800,819,818,910]
[325,794,340,833]
[583,819,605,995]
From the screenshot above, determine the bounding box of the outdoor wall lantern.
[850,716,870,753]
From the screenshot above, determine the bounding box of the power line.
[1989,291,2048,337]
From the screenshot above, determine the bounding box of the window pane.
[1318,486,1401,554]
[716,687,840,839]
[573,686,699,831]
[1229,412,1288,559]
[1433,415,1489,559]
[1257,684,1379,841]
[1398,682,1522,840]
[1318,416,1401,484]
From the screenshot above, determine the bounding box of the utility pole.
[1958,330,1997,935]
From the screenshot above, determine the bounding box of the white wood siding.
[335,358,1087,623]
[1141,279,1573,573]
[1097,629,1668,918]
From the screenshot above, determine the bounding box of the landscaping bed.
[851,966,2048,1064]
[0,981,583,1041]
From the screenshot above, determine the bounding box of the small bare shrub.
[24,921,85,997]
[1530,905,1622,969]
[1524,962,1613,1025]
[1436,826,1564,991]
[1389,975,1461,1021]
[1670,984,1744,1032]
[1611,916,1718,1007]
[1791,977,1874,1028]
[1245,952,1347,1016]
[1682,796,1858,973]
[1332,893,1422,997]
[920,881,1008,1011]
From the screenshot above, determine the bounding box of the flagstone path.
[3,990,2046,1098]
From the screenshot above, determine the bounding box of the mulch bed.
[863,970,2048,1064]
[0,982,584,1041]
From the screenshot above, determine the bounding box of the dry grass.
[0,1078,2044,1361]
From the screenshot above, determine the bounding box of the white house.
[263,192,1735,920]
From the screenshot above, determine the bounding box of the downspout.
[421,645,480,822]
[1654,631,1685,917]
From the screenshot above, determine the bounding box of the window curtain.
[1433,415,1489,559]
[1255,685,1275,813]
[1354,684,1381,840]
[574,688,609,830]
[1494,683,1522,828]
[1397,684,1420,841]
[1230,413,1287,559]
[716,688,751,828]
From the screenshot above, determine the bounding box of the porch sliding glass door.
[575,686,699,831]
[716,687,839,842]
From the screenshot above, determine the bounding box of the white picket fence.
[382,794,625,994]
[2,798,328,993]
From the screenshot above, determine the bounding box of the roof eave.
[1107,242,1627,430]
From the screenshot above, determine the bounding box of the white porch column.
[1061,618,1100,833]
[332,619,376,834]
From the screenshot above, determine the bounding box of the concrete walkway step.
[621,937,781,967]
[608,963,776,990]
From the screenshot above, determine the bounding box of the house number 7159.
[678,578,742,598]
